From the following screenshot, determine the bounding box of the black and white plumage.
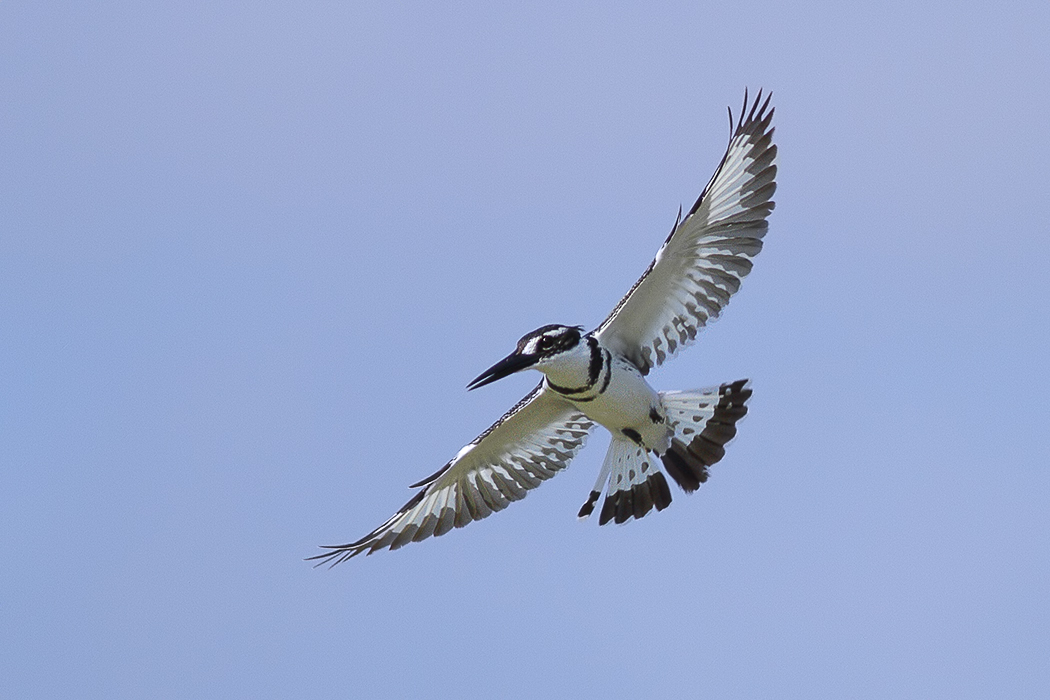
[310,90,776,566]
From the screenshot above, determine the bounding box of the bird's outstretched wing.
[309,385,593,566]
[594,90,777,374]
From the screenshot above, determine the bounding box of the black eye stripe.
[518,325,583,354]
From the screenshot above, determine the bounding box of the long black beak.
[467,352,538,391]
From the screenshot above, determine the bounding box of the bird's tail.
[659,379,752,492]
[577,436,673,525]
[577,379,752,525]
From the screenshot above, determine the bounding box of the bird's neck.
[541,336,605,393]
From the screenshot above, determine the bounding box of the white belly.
[565,355,671,452]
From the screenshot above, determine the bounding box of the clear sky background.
[2,3,1048,699]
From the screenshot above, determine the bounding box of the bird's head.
[467,324,586,390]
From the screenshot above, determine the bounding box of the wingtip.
[306,545,361,569]
[731,88,774,134]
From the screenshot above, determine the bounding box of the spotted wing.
[595,90,777,374]
[309,384,594,566]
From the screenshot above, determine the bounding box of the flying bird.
[311,90,776,566]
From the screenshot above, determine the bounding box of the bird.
[310,90,776,566]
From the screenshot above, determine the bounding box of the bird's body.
[519,328,669,452]
[311,91,776,566]
[569,352,668,453]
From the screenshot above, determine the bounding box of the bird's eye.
[538,337,553,351]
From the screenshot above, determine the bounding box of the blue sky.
[2,2,1048,699]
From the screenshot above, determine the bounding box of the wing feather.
[595,90,777,374]
[309,384,594,566]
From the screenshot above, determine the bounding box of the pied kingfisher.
[311,90,776,566]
